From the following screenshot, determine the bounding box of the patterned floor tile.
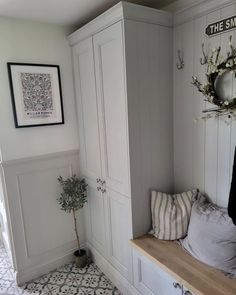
[0,244,122,295]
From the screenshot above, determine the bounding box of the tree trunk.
[72,209,81,254]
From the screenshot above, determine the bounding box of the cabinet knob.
[96,178,102,184]
[101,180,106,185]
[97,186,101,191]
[101,188,106,194]
[184,291,192,295]
[173,282,182,289]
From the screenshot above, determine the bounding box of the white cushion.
[150,189,198,240]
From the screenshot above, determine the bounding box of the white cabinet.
[70,1,173,292]
[85,178,107,257]
[85,181,132,279]
[132,249,181,295]
[93,22,130,196]
[73,22,133,281]
[104,188,132,278]
[132,247,197,295]
[72,37,102,182]
[73,22,129,197]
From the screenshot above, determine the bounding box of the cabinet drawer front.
[133,249,181,295]
[73,37,102,182]
[93,21,130,196]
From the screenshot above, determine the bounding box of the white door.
[104,188,132,280]
[72,37,102,182]
[93,21,130,197]
[86,178,107,256]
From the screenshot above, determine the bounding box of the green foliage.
[57,175,87,213]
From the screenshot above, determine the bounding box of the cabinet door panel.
[105,188,132,279]
[86,179,107,256]
[73,38,102,181]
[93,22,130,196]
[133,250,180,295]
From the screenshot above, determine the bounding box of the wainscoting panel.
[16,165,75,258]
[173,2,236,207]
[1,150,84,284]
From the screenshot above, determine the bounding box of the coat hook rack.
[176,49,184,70]
[200,43,208,65]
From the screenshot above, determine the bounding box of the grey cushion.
[180,196,236,276]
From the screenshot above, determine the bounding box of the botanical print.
[20,72,54,120]
[8,63,64,127]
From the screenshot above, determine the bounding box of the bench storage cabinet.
[133,249,183,295]
[130,235,236,295]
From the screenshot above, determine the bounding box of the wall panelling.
[1,150,83,285]
[173,1,236,207]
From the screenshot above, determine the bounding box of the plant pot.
[74,249,87,268]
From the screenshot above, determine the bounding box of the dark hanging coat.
[228,146,236,225]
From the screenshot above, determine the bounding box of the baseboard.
[87,242,141,295]
[15,244,86,286]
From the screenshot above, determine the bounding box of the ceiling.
[0,0,177,27]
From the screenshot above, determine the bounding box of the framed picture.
[7,62,64,128]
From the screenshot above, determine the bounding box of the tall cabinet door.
[85,178,107,256]
[93,21,130,197]
[104,189,133,280]
[72,37,102,182]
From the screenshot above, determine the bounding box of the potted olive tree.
[57,175,88,268]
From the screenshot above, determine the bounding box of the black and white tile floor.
[0,244,122,295]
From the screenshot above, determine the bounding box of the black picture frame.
[7,62,64,128]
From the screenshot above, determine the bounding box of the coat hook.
[215,46,221,65]
[200,43,208,65]
[176,49,184,70]
[229,35,234,55]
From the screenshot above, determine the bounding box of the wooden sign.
[206,15,236,36]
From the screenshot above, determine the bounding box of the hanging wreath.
[192,36,236,120]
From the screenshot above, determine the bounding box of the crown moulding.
[170,0,236,26]
[67,1,173,46]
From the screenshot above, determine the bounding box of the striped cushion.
[150,190,198,240]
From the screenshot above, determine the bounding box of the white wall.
[173,1,236,207]
[2,151,85,285]
[0,17,79,161]
[0,17,84,285]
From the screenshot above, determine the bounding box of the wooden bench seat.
[130,235,236,295]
